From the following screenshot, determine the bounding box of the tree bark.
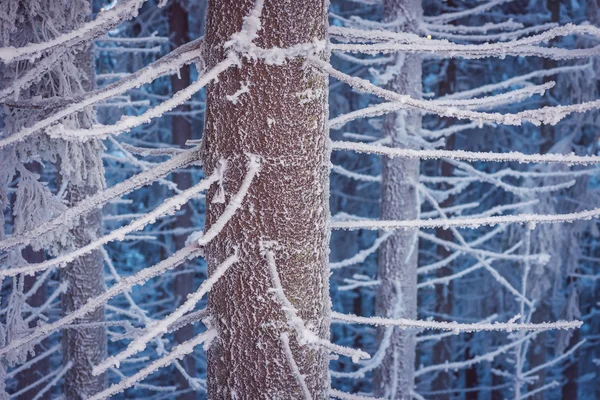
[431,59,457,400]
[374,1,422,398]
[169,2,197,398]
[60,5,107,399]
[203,0,331,398]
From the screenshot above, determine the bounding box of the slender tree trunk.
[61,185,106,399]
[16,247,48,400]
[374,1,422,398]
[431,58,457,400]
[60,6,107,399]
[169,2,197,398]
[203,0,331,398]
[528,3,560,399]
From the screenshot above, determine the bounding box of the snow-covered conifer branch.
[280,332,312,400]
[423,0,513,24]
[93,253,238,375]
[198,154,261,246]
[331,141,600,165]
[0,0,150,63]
[53,56,236,141]
[414,333,538,377]
[0,148,201,252]
[0,166,223,278]
[332,207,600,231]
[329,388,383,400]
[88,330,217,400]
[316,60,600,127]
[0,245,203,357]
[265,249,370,362]
[330,232,393,269]
[0,38,203,149]
[331,312,581,332]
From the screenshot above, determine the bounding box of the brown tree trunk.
[203,0,331,398]
[374,1,422,399]
[16,246,49,400]
[431,58,457,400]
[61,11,107,399]
[169,2,197,398]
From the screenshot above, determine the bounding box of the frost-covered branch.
[331,141,600,165]
[331,312,581,332]
[0,148,201,252]
[88,330,217,400]
[0,0,150,63]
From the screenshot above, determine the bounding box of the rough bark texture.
[61,39,107,400]
[203,0,331,398]
[431,59,457,400]
[61,186,107,399]
[16,246,49,400]
[169,2,197,398]
[374,1,422,398]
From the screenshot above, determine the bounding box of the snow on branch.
[0,0,149,64]
[331,206,600,231]
[0,37,202,148]
[0,149,200,253]
[424,0,513,24]
[331,311,581,332]
[88,330,217,400]
[52,56,236,141]
[414,332,538,377]
[316,60,600,127]
[93,253,238,375]
[0,245,203,357]
[197,154,261,246]
[330,24,600,60]
[330,388,383,400]
[0,165,223,278]
[264,248,370,362]
[331,141,600,165]
[280,332,312,400]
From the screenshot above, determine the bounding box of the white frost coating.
[280,332,312,400]
[92,253,238,375]
[30,361,73,400]
[331,312,582,332]
[88,330,217,400]
[53,56,237,141]
[0,38,202,150]
[265,250,370,362]
[0,245,203,358]
[331,140,600,165]
[331,164,381,183]
[198,154,261,246]
[0,148,201,252]
[331,207,600,231]
[424,0,513,24]
[329,388,383,400]
[415,333,537,377]
[225,81,251,105]
[316,60,600,127]
[0,167,222,278]
[330,232,392,269]
[0,0,149,63]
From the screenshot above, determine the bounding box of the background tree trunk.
[203,0,331,398]
[169,1,197,398]
[374,1,422,398]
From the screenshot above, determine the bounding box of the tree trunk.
[16,246,49,400]
[61,186,106,399]
[202,0,331,398]
[374,1,422,398]
[60,5,107,399]
[169,2,197,398]
[431,59,457,400]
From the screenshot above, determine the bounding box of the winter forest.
[1,0,600,399]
